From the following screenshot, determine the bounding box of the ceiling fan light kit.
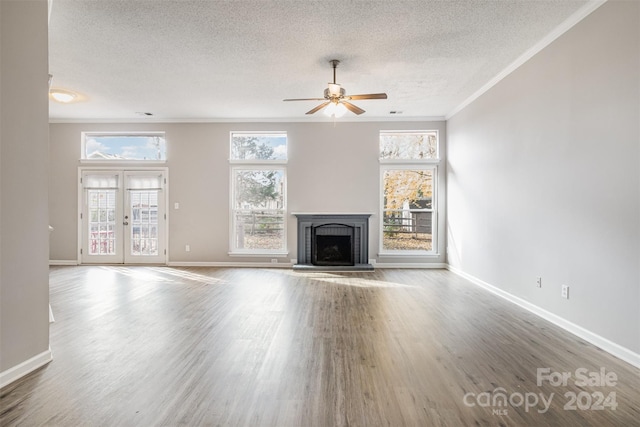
[284,59,387,117]
[324,101,347,118]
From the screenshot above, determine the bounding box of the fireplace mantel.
[293,213,374,271]
[291,212,374,217]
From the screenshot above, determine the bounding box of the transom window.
[230,132,287,254]
[380,131,438,160]
[230,132,287,161]
[82,132,166,161]
[380,131,438,254]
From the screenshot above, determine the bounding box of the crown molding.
[49,116,446,124]
[446,0,607,120]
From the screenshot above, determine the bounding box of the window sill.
[79,159,167,165]
[379,159,440,165]
[229,159,287,165]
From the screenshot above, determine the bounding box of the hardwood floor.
[1,266,638,426]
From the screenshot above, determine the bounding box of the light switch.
[174,202,180,210]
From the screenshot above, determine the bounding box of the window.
[380,131,438,254]
[230,132,287,254]
[82,132,166,161]
[231,132,287,161]
[380,131,437,160]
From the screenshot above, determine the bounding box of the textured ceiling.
[48,0,597,121]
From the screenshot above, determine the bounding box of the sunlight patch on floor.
[148,266,228,285]
[101,266,175,283]
[312,276,414,288]
[286,271,413,288]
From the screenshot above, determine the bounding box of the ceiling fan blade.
[306,102,330,115]
[346,93,388,100]
[284,97,326,102]
[342,101,365,115]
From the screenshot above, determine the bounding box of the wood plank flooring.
[1,266,639,426]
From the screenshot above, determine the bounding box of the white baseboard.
[0,348,53,389]
[54,259,447,270]
[49,260,78,266]
[374,262,447,269]
[168,261,448,269]
[446,265,640,369]
[167,261,294,268]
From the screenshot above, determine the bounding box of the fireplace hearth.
[293,213,373,271]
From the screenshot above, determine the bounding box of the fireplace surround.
[293,213,373,270]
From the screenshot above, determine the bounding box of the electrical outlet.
[561,285,569,299]
[536,277,542,288]
[185,244,190,252]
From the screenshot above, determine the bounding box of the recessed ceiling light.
[50,89,77,103]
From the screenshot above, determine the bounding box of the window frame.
[379,130,440,257]
[81,132,167,163]
[228,131,288,257]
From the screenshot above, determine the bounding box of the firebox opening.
[312,225,355,266]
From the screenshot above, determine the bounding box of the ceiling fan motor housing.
[324,86,346,101]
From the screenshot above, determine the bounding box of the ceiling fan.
[284,59,387,117]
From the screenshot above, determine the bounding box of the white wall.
[447,1,639,354]
[0,0,51,379]
[49,120,447,266]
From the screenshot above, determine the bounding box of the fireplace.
[293,213,373,270]
[312,224,355,266]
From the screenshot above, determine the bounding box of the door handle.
[123,221,129,225]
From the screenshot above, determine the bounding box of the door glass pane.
[129,190,159,256]
[88,189,117,255]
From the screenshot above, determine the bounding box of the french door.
[80,170,167,264]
